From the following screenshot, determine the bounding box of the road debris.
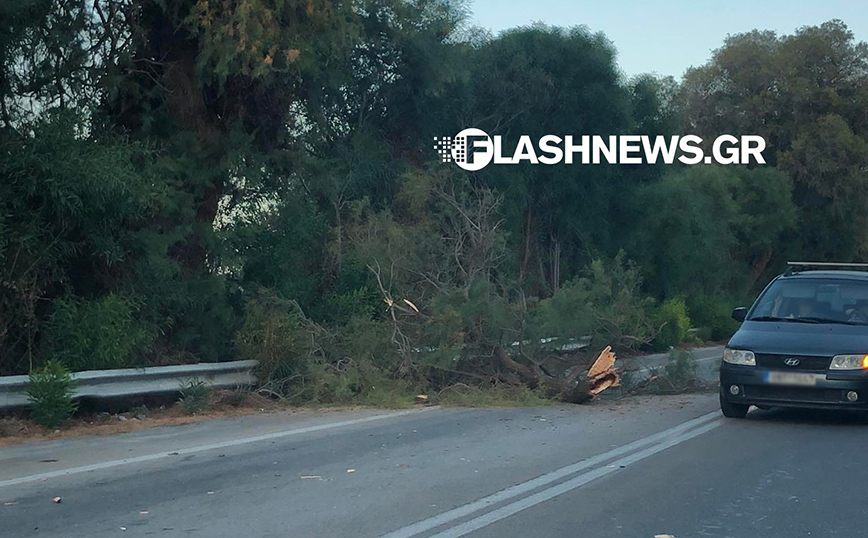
[346,469,356,473]
[52,497,62,504]
[300,475,322,480]
[587,346,620,396]
[4,501,19,506]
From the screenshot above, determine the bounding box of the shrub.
[687,295,740,341]
[179,378,210,414]
[45,294,152,371]
[538,252,655,351]
[653,297,692,350]
[27,360,77,428]
[236,289,316,396]
[664,349,698,386]
[303,360,411,406]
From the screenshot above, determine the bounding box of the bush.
[663,349,698,387]
[236,289,316,396]
[27,360,77,428]
[45,294,152,371]
[652,297,692,350]
[536,252,656,352]
[303,360,412,406]
[179,378,210,414]
[687,295,740,341]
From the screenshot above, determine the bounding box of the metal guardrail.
[0,360,258,411]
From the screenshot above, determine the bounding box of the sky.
[468,0,868,79]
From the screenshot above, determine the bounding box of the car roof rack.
[785,261,868,275]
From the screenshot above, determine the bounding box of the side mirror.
[731,307,747,322]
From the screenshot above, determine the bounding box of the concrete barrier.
[0,360,258,410]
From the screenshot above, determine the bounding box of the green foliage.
[236,290,314,396]
[2,4,867,408]
[303,360,414,407]
[579,254,656,350]
[680,19,868,261]
[687,295,741,341]
[662,349,700,392]
[633,166,796,300]
[467,25,634,289]
[780,115,868,259]
[45,294,151,372]
[532,253,657,353]
[653,298,692,351]
[0,113,164,374]
[179,378,210,415]
[336,316,401,372]
[27,360,77,428]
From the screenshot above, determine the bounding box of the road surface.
[2,348,867,538]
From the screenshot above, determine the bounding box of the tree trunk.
[493,343,620,404]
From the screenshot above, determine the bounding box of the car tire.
[719,387,749,418]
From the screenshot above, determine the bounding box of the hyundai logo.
[784,358,801,367]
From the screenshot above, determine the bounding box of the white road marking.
[379,411,720,538]
[0,408,431,489]
[428,420,723,538]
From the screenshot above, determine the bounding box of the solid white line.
[429,420,722,538]
[0,408,430,489]
[379,411,719,538]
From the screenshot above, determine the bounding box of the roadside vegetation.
[2,4,866,411]
[622,349,715,396]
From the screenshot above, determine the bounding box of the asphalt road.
[2,348,868,538]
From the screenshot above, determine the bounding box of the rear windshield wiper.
[747,315,822,324]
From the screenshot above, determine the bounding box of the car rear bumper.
[720,363,868,410]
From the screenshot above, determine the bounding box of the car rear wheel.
[719,387,749,418]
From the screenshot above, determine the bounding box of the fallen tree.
[492,343,620,403]
[344,179,631,404]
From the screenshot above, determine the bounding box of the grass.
[179,378,210,414]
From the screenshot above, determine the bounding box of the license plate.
[764,371,820,386]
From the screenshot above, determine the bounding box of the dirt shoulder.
[0,391,374,447]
